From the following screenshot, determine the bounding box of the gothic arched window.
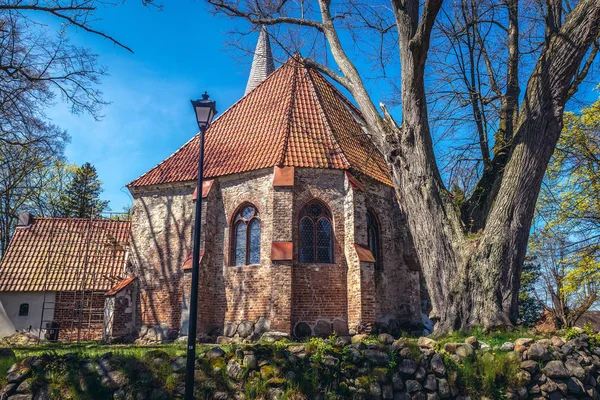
[299,200,333,263]
[231,204,261,266]
[367,210,381,270]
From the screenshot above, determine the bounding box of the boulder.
[564,358,585,380]
[261,331,290,343]
[226,359,245,381]
[465,336,479,349]
[399,359,418,375]
[455,343,474,359]
[528,343,551,362]
[382,384,394,399]
[438,379,451,398]
[566,377,585,395]
[294,322,311,339]
[543,361,571,379]
[100,370,128,390]
[243,354,258,370]
[314,320,333,338]
[224,322,238,337]
[418,337,438,349]
[430,353,446,376]
[237,320,254,338]
[254,317,270,335]
[500,342,515,352]
[332,319,349,336]
[551,336,565,348]
[423,374,437,391]
[520,360,538,374]
[7,369,30,384]
[364,349,389,365]
[406,380,422,393]
[378,333,395,345]
[171,356,186,373]
[515,338,535,348]
[392,372,404,390]
[207,347,226,359]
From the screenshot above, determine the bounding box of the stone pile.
[3,332,600,399]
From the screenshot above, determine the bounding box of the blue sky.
[46,1,256,212]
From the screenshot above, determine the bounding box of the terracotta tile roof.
[128,56,392,187]
[0,217,131,292]
[105,276,136,296]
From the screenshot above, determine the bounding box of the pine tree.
[60,162,109,218]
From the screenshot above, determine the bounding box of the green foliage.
[59,162,109,218]
[518,262,544,327]
[444,350,521,399]
[305,335,336,364]
[531,95,600,326]
[0,354,16,386]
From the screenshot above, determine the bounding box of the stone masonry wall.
[129,183,195,331]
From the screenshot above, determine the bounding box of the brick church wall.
[291,169,349,334]
[129,183,195,330]
[129,166,421,339]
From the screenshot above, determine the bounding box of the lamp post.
[185,92,217,400]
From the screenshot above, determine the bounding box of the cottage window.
[231,204,261,266]
[19,303,29,316]
[299,200,333,263]
[367,210,381,270]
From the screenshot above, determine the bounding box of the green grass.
[0,355,16,386]
[434,326,547,347]
[444,350,522,399]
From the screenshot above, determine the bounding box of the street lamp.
[185,92,217,400]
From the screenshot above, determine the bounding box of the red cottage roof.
[128,56,391,187]
[0,217,131,292]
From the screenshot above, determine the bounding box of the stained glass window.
[367,210,381,269]
[299,217,315,263]
[249,219,261,264]
[299,200,334,263]
[231,204,260,265]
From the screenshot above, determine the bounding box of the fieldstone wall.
[4,332,600,399]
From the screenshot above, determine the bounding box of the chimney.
[16,212,34,228]
[244,26,275,95]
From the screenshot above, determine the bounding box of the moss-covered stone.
[209,357,226,372]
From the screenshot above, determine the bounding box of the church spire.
[244,26,275,95]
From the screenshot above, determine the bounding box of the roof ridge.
[276,62,300,166]
[303,65,351,169]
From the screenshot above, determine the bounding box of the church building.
[127,28,422,340]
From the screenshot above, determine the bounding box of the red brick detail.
[271,242,293,261]
[54,291,105,341]
[270,263,293,332]
[345,171,366,191]
[181,251,204,271]
[354,244,375,263]
[192,179,214,200]
[273,166,294,187]
[105,277,136,296]
[139,279,183,330]
[292,264,348,325]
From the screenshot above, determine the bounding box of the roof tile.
[128,56,391,187]
[0,218,131,292]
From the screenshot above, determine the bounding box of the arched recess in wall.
[230,203,261,266]
[366,209,382,270]
[298,199,334,264]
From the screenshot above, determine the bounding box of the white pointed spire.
[244,26,275,95]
